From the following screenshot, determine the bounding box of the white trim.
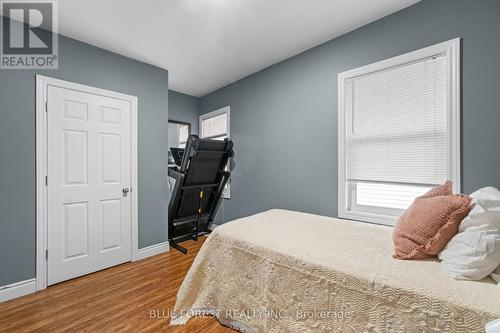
[337,38,461,225]
[132,241,170,261]
[36,75,139,292]
[36,75,48,291]
[448,39,461,193]
[130,96,139,263]
[0,279,37,303]
[199,106,231,199]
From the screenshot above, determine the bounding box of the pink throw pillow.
[393,181,472,260]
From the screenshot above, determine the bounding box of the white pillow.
[438,187,500,281]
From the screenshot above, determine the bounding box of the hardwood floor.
[0,239,234,333]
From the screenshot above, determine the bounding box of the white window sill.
[338,210,397,227]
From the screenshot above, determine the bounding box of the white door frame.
[36,75,139,291]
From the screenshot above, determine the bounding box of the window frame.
[199,106,231,199]
[337,38,461,226]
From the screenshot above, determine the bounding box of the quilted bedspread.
[171,209,500,332]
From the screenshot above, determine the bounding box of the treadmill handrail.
[168,168,183,180]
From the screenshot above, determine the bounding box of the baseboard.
[0,278,37,303]
[132,241,170,261]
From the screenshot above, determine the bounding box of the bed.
[171,209,500,332]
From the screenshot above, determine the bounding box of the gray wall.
[167,90,200,204]
[200,0,500,223]
[0,25,169,286]
[169,90,200,135]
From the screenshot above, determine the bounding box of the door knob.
[122,187,130,194]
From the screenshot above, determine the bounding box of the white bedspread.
[171,209,500,332]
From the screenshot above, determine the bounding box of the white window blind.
[201,113,228,139]
[345,55,448,185]
[338,38,460,225]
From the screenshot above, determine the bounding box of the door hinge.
[45,102,48,112]
[45,176,48,186]
[45,250,48,261]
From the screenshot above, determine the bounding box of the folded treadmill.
[167,135,233,254]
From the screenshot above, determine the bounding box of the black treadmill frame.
[167,135,233,253]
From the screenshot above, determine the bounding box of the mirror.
[168,120,191,166]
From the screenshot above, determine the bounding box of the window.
[338,38,460,225]
[177,124,189,148]
[201,113,228,140]
[200,106,231,198]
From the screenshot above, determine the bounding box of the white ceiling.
[58,0,419,97]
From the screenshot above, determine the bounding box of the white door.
[47,85,132,285]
